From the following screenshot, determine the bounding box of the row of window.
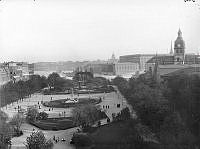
[115,65,138,71]
[175,49,184,54]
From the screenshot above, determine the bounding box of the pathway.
[1,90,135,149]
[98,86,136,121]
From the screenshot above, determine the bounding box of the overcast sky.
[0,0,200,62]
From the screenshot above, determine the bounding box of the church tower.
[174,28,185,64]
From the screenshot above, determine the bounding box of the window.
[149,67,152,71]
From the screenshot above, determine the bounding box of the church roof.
[146,55,174,64]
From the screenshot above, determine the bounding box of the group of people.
[58,111,66,117]
[102,105,110,109]
[53,135,66,143]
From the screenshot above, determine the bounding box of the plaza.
[1,90,131,149]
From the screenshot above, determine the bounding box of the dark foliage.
[113,74,200,149]
[0,75,48,107]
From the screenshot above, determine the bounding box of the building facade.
[0,67,10,85]
[114,62,139,76]
[145,28,200,80]
[0,62,33,83]
[119,54,154,71]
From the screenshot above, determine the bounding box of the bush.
[37,112,48,120]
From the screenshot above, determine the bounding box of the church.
[145,29,200,79]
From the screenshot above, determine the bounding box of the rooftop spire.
[178,28,182,37]
[170,40,173,55]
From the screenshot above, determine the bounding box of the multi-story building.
[119,54,154,71]
[84,63,114,75]
[114,62,139,76]
[28,63,34,75]
[0,67,10,85]
[1,61,33,82]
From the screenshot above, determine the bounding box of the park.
[0,72,129,149]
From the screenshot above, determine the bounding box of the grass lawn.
[43,97,101,108]
[31,117,75,130]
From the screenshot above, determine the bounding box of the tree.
[72,104,100,129]
[0,111,12,149]
[26,107,39,122]
[0,75,48,107]
[47,73,60,90]
[47,73,73,92]
[163,74,200,147]
[54,77,73,91]
[112,76,129,96]
[26,131,53,149]
[10,113,24,136]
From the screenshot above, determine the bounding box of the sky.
[0,0,200,62]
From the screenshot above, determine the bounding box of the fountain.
[65,88,79,104]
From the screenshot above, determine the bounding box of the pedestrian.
[53,135,56,141]
[107,118,110,123]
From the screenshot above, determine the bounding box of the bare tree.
[10,113,24,136]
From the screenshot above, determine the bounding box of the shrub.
[37,112,48,120]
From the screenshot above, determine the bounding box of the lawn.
[30,117,75,130]
[43,97,101,108]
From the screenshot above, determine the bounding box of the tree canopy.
[113,73,200,148]
[72,104,100,129]
[25,131,53,149]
